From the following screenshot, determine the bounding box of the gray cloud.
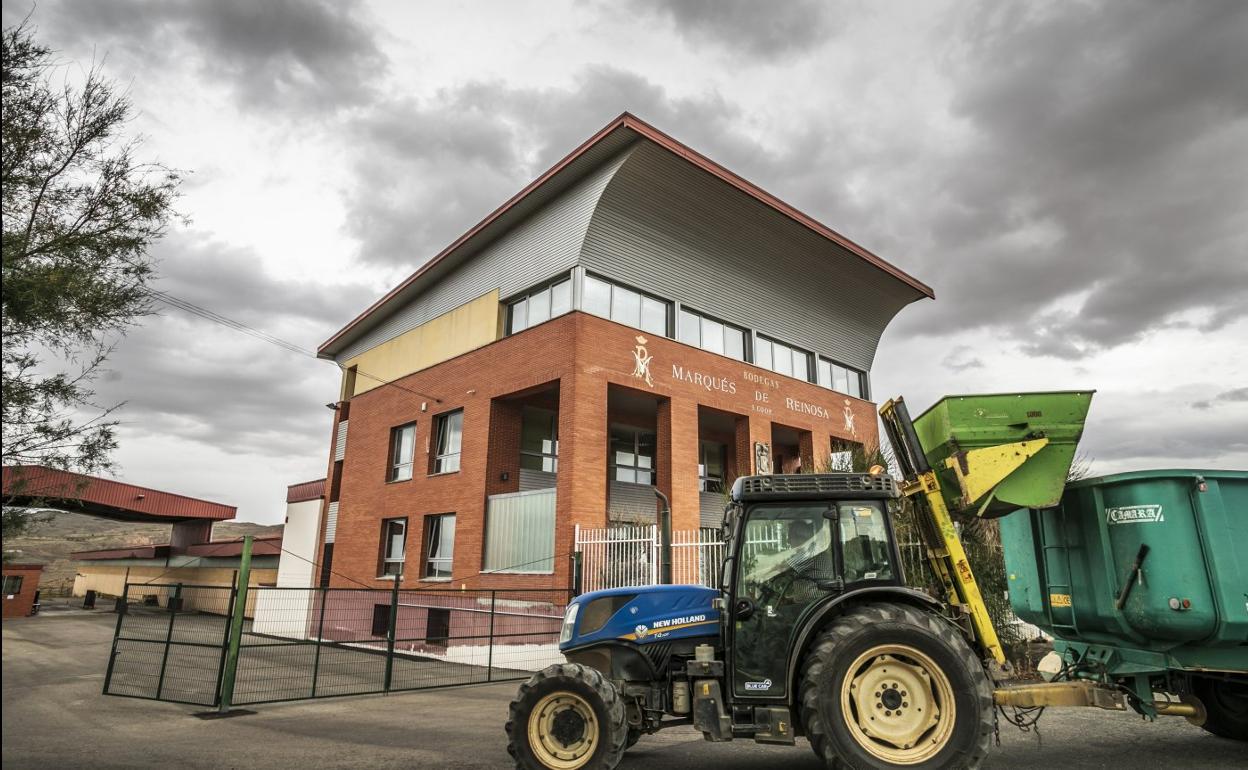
[343,67,760,268]
[890,0,1248,358]
[941,346,984,373]
[89,233,374,455]
[13,0,385,113]
[619,0,839,59]
[1192,386,1248,411]
[1083,385,1248,469]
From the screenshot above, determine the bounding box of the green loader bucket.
[913,391,1094,517]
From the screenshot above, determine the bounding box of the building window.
[582,274,668,336]
[755,336,811,382]
[829,438,863,471]
[3,575,24,594]
[424,513,455,580]
[508,276,573,334]
[677,307,747,361]
[699,440,727,493]
[387,423,416,482]
[610,424,656,484]
[817,358,866,399]
[426,608,451,647]
[379,518,407,577]
[432,410,463,474]
[520,406,558,473]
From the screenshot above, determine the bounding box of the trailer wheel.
[506,663,628,770]
[799,602,994,769]
[1194,678,1248,741]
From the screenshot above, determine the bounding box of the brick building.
[315,113,931,591]
[2,564,43,619]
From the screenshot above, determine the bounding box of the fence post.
[155,583,183,700]
[650,525,659,585]
[311,586,328,698]
[101,582,131,695]
[383,574,399,692]
[486,590,497,682]
[218,535,253,713]
[570,552,583,597]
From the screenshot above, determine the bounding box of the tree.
[1,20,181,542]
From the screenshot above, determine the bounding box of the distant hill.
[3,510,282,593]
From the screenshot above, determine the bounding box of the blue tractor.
[505,471,994,769]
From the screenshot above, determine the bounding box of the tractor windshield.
[835,503,894,582]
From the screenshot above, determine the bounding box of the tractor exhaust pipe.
[654,488,673,584]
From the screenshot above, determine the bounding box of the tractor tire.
[1194,677,1248,741]
[799,603,994,769]
[506,663,629,770]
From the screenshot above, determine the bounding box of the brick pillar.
[738,415,774,474]
[558,374,608,588]
[799,430,816,473]
[659,396,701,532]
[485,399,522,497]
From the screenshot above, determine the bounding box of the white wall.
[276,497,323,588]
[252,496,322,637]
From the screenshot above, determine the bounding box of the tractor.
[505,392,1248,768]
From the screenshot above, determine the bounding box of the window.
[677,307,747,361]
[484,488,556,573]
[520,407,558,473]
[371,604,390,637]
[3,575,24,594]
[582,274,668,335]
[387,423,416,482]
[432,410,463,473]
[379,518,407,577]
[426,608,451,646]
[699,440,727,493]
[424,514,455,580]
[829,439,862,471]
[817,358,866,399]
[755,336,812,382]
[837,503,894,582]
[508,277,573,334]
[610,424,656,484]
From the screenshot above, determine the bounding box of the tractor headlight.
[559,603,580,644]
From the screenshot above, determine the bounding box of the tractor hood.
[560,585,721,651]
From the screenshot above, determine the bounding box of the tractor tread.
[506,662,629,769]
[798,602,994,769]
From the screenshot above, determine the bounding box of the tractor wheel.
[506,663,629,770]
[799,603,994,769]
[1194,677,1248,741]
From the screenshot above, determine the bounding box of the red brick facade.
[2,564,43,619]
[322,311,879,591]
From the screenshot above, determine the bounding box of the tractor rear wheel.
[799,603,993,769]
[506,663,629,770]
[1194,677,1248,741]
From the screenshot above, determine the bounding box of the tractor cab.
[722,473,906,700]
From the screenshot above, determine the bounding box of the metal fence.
[104,582,569,708]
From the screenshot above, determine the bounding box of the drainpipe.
[653,488,673,585]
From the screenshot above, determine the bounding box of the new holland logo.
[633,624,649,639]
[1106,504,1164,525]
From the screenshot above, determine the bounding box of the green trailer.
[906,392,1248,740]
[1000,469,1248,737]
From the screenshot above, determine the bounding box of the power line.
[144,287,442,403]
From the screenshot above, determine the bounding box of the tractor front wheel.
[506,663,629,770]
[799,603,993,769]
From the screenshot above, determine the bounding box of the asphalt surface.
[3,609,1243,769]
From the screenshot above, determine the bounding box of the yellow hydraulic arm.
[879,398,1048,673]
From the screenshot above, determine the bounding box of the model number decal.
[744,678,773,691]
[1106,505,1164,525]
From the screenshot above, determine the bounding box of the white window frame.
[423,513,455,580]
[387,422,416,482]
[379,517,407,577]
[432,410,463,474]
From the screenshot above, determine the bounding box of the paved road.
[3,611,1242,769]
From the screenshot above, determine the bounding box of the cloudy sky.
[5,1,1246,523]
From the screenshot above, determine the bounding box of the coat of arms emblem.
[631,335,654,388]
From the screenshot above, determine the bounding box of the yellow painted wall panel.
[342,290,502,397]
